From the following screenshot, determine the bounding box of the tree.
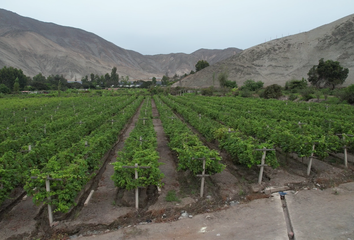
[13,77,19,93]
[48,75,68,91]
[195,60,210,72]
[0,66,28,90]
[161,76,169,86]
[152,77,157,85]
[31,81,49,90]
[105,73,110,82]
[120,76,129,86]
[58,80,62,96]
[90,73,95,82]
[0,83,10,94]
[110,67,119,83]
[33,73,46,83]
[308,58,349,89]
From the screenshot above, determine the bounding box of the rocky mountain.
[0,9,241,81]
[173,14,354,88]
[147,48,242,78]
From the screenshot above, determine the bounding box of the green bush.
[285,78,307,91]
[321,88,331,100]
[224,80,237,88]
[315,91,322,101]
[240,89,252,98]
[336,85,354,104]
[165,190,181,202]
[263,84,282,99]
[201,87,214,96]
[300,87,315,101]
[346,85,354,104]
[218,72,237,88]
[241,79,264,91]
[257,89,265,98]
[288,94,298,101]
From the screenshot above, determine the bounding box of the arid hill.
[0,9,241,81]
[173,14,354,88]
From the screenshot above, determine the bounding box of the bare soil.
[1,98,354,240]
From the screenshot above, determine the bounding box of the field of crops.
[1,92,354,216]
[161,95,354,168]
[0,94,143,212]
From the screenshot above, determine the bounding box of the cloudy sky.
[1,0,353,55]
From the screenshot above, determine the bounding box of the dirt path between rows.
[148,99,190,211]
[53,100,147,235]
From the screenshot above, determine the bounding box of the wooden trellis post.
[227,128,235,134]
[20,145,32,153]
[139,118,149,125]
[121,163,150,209]
[108,119,117,125]
[307,144,316,176]
[297,121,306,129]
[256,147,275,184]
[325,119,333,131]
[193,157,214,197]
[76,121,85,125]
[336,134,354,168]
[30,176,62,226]
[136,136,147,146]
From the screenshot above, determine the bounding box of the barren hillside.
[173,14,354,88]
[0,9,240,81]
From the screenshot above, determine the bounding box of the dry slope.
[0,9,241,81]
[173,14,354,88]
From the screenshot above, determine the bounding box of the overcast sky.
[1,0,353,55]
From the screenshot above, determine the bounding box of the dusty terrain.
[1,98,354,240]
[174,14,354,88]
[0,9,240,80]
